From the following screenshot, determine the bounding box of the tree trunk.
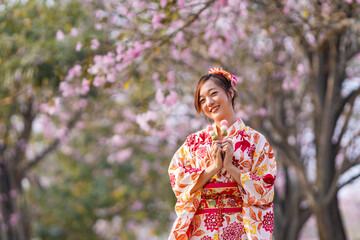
[315,195,346,240]
[0,158,29,240]
[311,38,347,240]
[274,166,311,240]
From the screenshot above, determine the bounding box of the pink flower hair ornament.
[208,67,237,86]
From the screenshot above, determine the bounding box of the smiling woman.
[168,68,277,240]
[194,72,238,120]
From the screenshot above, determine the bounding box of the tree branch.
[13,97,35,166]
[261,125,318,211]
[155,0,216,47]
[324,155,360,205]
[337,170,360,191]
[336,87,360,121]
[22,111,82,172]
[335,96,356,153]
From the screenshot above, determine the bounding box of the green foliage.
[0,0,120,239]
[27,118,176,239]
[0,0,106,114]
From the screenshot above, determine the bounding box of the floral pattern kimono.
[168,119,276,240]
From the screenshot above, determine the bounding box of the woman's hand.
[222,139,234,169]
[189,140,223,194]
[210,140,223,172]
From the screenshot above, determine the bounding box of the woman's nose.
[206,97,215,106]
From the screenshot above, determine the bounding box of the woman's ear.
[230,88,234,99]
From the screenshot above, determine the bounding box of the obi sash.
[193,182,243,236]
[196,182,243,215]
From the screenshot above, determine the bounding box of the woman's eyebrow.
[200,88,216,98]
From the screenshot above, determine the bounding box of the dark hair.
[194,73,238,118]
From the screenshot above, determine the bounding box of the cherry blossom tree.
[72,1,360,239]
[2,0,360,239]
[0,0,110,239]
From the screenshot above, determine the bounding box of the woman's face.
[199,79,234,122]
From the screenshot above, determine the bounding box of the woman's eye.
[211,92,217,96]
[200,99,205,104]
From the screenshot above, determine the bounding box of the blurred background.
[0,0,360,239]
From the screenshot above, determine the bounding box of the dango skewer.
[220,120,228,137]
[206,125,218,141]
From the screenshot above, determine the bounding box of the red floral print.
[262,212,274,233]
[185,134,196,148]
[169,173,176,188]
[197,145,208,159]
[204,213,223,232]
[184,167,201,174]
[247,144,256,158]
[250,173,260,180]
[200,236,212,240]
[221,222,245,240]
[262,174,276,188]
[232,156,240,168]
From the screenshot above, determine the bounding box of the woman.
[168,68,276,240]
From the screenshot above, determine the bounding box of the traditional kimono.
[168,119,276,240]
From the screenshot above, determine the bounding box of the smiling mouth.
[211,106,219,113]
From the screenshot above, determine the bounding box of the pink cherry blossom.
[59,81,75,98]
[56,126,69,143]
[91,39,100,50]
[290,76,300,89]
[95,9,106,19]
[166,71,176,88]
[93,76,106,87]
[56,30,64,40]
[220,0,228,7]
[160,0,167,8]
[258,108,267,117]
[170,45,181,60]
[165,90,178,107]
[103,168,113,177]
[10,189,17,198]
[133,0,146,9]
[73,98,88,111]
[113,122,131,135]
[152,13,166,29]
[70,28,78,37]
[305,33,316,46]
[131,201,143,211]
[109,135,126,147]
[115,45,123,61]
[76,42,82,51]
[9,213,18,226]
[170,19,184,30]
[283,7,290,15]
[95,23,102,30]
[152,72,161,88]
[155,89,165,104]
[39,98,61,115]
[136,111,157,132]
[77,78,90,95]
[115,148,133,163]
[174,31,186,45]
[66,64,82,81]
[177,0,185,9]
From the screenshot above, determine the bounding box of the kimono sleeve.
[239,137,277,238]
[168,135,204,215]
[240,138,276,206]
